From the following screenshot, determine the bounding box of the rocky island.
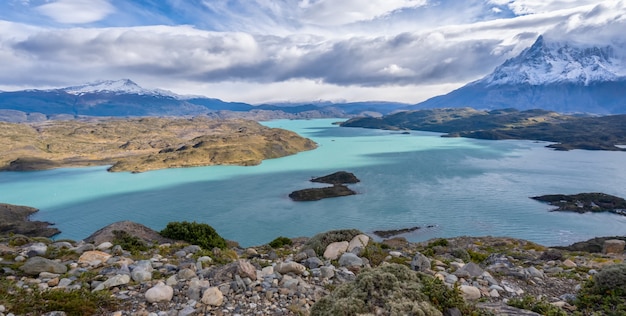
[342,108,626,151]
[0,203,60,237]
[531,193,626,216]
[0,117,317,173]
[289,171,359,201]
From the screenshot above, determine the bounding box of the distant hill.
[414,36,626,114]
[342,107,626,151]
[0,79,410,122]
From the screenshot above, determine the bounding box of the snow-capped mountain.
[482,36,624,86]
[415,36,626,114]
[62,79,181,98]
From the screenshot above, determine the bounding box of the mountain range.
[0,79,408,122]
[1,35,625,121]
[414,36,626,114]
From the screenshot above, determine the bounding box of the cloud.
[299,0,428,26]
[35,0,115,24]
[0,1,625,103]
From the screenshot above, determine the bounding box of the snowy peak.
[62,79,179,98]
[480,36,625,86]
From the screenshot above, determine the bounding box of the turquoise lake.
[1,118,625,247]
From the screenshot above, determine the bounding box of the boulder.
[209,260,257,282]
[25,242,48,256]
[348,234,369,252]
[410,252,431,272]
[602,239,626,254]
[323,241,349,260]
[338,252,364,268]
[275,262,306,275]
[145,282,174,303]
[83,220,173,245]
[453,262,484,278]
[460,285,481,300]
[201,287,224,306]
[78,251,112,266]
[93,274,130,291]
[19,257,67,275]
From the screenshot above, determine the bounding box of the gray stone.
[410,252,431,272]
[178,268,197,280]
[454,262,484,278]
[445,274,458,284]
[188,279,211,301]
[338,252,363,268]
[71,243,95,254]
[275,262,306,275]
[183,245,202,254]
[178,306,196,316]
[303,257,324,269]
[96,242,113,250]
[525,266,544,279]
[320,266,335,279]
[131,270,152,283]
[145,282,174,303]
[19,257,67,275]
[93,274,130,291]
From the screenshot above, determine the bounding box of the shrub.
[160,221,226,250]
[302,229,362,256]
[508,295,567,316]
[575,263,626,314]
[0,279,117,315]
[112,230,149,254]
[311,263,480,316]
[268,236,293,248]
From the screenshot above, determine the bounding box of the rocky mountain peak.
[62,79,179,97]
[480,35,624,86]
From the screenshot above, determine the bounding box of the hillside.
[341,107,626,151]
[0,117,317,173]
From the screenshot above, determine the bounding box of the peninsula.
[0,117,317,173]
[342,108,626,151]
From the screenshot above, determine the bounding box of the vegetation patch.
[268,236,293,248]
[302,229,362,256]
[160,221,226,250]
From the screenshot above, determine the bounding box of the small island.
[289,171,359,201]
[531,193,626,216]
[0,203,60,237]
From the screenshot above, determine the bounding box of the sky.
[0,0,624,104]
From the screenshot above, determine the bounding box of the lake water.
[1,119,625,247]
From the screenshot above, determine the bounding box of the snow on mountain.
[63,79,180,98]
[480,35,625,86]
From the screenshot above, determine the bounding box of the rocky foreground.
[0,117,317,173]
[0,223,625,315]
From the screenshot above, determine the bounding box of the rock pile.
[0,230,624,315]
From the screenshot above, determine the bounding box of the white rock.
[93,274,130,292]
[460,285,481,300]
[347,234,370,252]
[166,275,178,286]
[201,287,224,306]
[25,242,48,256]
[489,289,500,298]
[563,259,577,268]
[96,242,114,250]
[389,251,403,257]
[323,241,349,260]
[145,282,174,303]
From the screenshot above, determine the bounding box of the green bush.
[311,263,480,316]
[0,279,118,315]
[575,263,626,314]
[302,229,362,256]
[112,230,149,254]
[269,236,293,248]
[160,221,226,250]
[508,295,567,316]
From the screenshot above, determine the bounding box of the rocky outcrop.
[0,203,60,237]
[290,171,359,201]
[83,221,173,245]
[289,185,356,201]
[1,226,625,315]
[531,193,626,215]
[310,171,360,185]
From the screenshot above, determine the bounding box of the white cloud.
[299,0,428,26]
[35,0,115,24]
